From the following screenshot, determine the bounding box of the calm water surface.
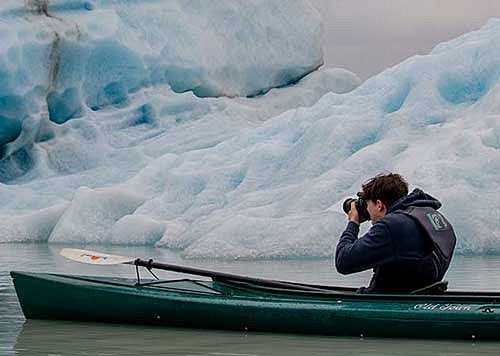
[2,244,500,355]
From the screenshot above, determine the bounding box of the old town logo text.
[413,304,472,311]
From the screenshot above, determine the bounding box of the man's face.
[367,199,386,224]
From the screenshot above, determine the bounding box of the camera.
[342,195,370,223]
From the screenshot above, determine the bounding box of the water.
[2,244,500,355]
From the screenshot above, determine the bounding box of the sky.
[309,0,500,80]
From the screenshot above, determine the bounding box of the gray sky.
[309,0,500,80]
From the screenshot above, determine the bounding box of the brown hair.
[359,173,408,208]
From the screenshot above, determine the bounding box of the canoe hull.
[11,271,500,339]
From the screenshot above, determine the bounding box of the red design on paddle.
[81,253,107,261]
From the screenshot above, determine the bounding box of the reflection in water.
[14,320,500,356]
[4,244,500,355]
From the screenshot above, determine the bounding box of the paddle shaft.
[133,258,332,293]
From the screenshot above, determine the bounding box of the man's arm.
[335,220,395,274]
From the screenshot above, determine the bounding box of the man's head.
[359,173,408,224]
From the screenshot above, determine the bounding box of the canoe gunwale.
[12,271,500,304]
[212,278,500,303]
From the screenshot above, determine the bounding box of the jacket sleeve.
[335,221,395,275]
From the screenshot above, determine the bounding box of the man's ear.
[376,199,386,212]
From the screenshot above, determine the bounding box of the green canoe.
[10,271,500,339]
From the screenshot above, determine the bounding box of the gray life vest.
[401,206,457,280]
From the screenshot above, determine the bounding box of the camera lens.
[342,197,370,223]
[343,198,355,215]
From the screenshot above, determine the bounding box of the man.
[335,173,456,294]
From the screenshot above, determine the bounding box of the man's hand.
[348,201,360,225]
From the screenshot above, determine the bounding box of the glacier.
[0,1,499,259]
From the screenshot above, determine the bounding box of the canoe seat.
[410,280,448,295]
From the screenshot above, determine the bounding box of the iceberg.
[0,1,498,259]
[0,0,327,179]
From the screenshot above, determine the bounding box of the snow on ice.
[0,1,498,258]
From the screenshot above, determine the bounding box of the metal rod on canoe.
[132,258,332,292]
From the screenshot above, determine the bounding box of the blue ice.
[0,1,498,259]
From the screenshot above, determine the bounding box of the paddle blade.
[60,248,135,265]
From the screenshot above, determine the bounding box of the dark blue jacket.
[335,189,452,294]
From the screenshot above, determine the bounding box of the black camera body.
[342,197,370,223]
